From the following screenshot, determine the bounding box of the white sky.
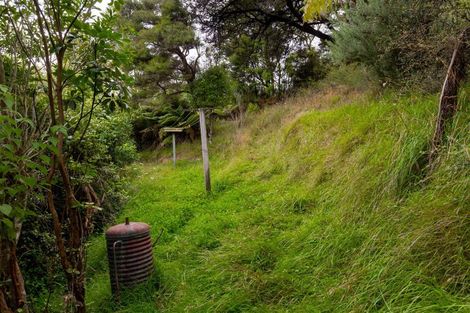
[96,0,111,10]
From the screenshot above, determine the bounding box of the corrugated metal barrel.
[105,218,154,295]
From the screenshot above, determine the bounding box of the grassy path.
[81,91,470,312]
[86,159,288,312]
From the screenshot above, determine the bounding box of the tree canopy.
[191,0,334,42]
[191,66,236,109]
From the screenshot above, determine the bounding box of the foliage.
[0,86,53,311]
[155,105,199,135]
[2,0,468,311]
[285,48,329,88]
[303,0,337,20]
[17,110,137,299]
[224,34,283,98]
[318,63,381,93]
[190,66,236,109]
[192,0,333,101]
[302,0,356,20]
[69,110,138,226]
[223,30,323,100]
[133,97,199,149]
[122,0,199,98]
[122,0,201,148]
[192,0,333,42]
[1,0,135,311]
[0,99,47,239]
[330,0,469,89]
[70,111,137,168]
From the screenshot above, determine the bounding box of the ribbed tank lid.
[105,218,150,239]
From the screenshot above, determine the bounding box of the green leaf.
[0,204,12,216]
[3,93,14,109]
[18,117,35,128]
[22,177,37,187]
[51,125,68,135]
[1,218,15,238]
[40,155,51,164]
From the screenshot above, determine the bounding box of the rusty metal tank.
[105,218,154,295]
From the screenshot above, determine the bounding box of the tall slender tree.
[2,1,130,312]
[122,0,200,100]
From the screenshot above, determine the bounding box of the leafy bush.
[68,110,138,230]
[0,89,52,300]
[18,109,138,297]
[331,0,468,90]
[285,48,329,89]
[321,63,381,92]
[190,66,236,109]
[0,87,49,239]
[71,110,138,167]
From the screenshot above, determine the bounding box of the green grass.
[75,88,470,312]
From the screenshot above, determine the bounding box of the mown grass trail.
[85,159,288,312]
[79,88,470,313]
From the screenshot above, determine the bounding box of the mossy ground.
[37,87,470,312]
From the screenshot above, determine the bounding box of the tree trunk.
[0,57,6,110]
[429,28,470,166]
[57,47,87,313]
[0,236,29,313]
[0,57,5,85]
[33,1,88,310]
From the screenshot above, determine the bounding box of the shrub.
[68,110,138,229]
[18,110,138,296]
[285,48,329,89]
[321,63,381,92]
[331,0,468,90]
[190,66,236,109]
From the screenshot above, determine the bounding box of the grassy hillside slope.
[63,87,468,312]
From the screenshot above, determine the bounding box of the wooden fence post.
[199,108,211,193]
[429,27,470,167]
[172,133,176,167]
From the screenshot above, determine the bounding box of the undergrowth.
[36,86,470,312]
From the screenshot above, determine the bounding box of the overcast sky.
[96,0,111,10]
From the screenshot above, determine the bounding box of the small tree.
[122,0,201,146]
[191,66,236,110]
[191,66,236,139]
[122,0,199,97]
[2,1,131,312]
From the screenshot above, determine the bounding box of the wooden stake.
[199,108,211,193]
[429,27,470,167]
[172,133,176,167]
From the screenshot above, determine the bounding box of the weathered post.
[172,133,176,167]
[429,27,470,167]
[199,108,211,193]
[162,127,184,167]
